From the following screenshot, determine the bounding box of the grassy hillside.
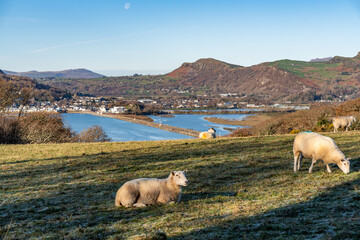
[1,133,360,239]
[270,59,341,80]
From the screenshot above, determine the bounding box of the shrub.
[252,105,335,135]
[19,112,74,144]
[0,113,111,144]
[74,125,110,143]
[0,115,21,144]
[227,128,252,137]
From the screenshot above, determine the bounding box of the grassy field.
[1,132,360,239]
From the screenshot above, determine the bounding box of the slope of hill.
[3,68,104,79]
[1,133,360,239]
[0,74,72,101]
[167,58,310,100]
[38,52,360,103]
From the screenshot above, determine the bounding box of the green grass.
[1,132,360,239]
[270,60,341,81]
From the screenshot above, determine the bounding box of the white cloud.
[28,38,108,54]
[124,2,130,10]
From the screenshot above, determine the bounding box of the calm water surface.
[149,114,249,137]
[62,113,193,142]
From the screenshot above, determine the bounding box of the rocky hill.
[3,68,104,79]
[166,52,360,102]
[38,52,360,103]
[167,58,310,101]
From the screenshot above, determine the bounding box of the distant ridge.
[0,69,5,75]
[309,57,333,62]
[3,68,104,79]
[38,51,360,103]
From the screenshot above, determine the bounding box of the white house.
[109,106,126,114]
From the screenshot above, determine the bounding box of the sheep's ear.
[171,171,175,176]
[183,170,187,174]
[347,158,351,161]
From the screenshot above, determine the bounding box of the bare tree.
[0,79,16,113]
[17,87,33,118]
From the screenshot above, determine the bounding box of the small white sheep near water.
[115,171,188,207]
[199,127,216,139]
[293,131,350,174]
[332,116,356,132]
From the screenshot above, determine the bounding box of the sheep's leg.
[298,153,303,171]
[133,202,147,208]
[293,152,299,172]
[326,164,332,173]
[309,158,317,173]
[118,188,139,207]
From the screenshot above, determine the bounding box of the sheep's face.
[338,159,350,174]
[171,171,188,186]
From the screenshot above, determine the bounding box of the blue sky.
[0,0,360,76]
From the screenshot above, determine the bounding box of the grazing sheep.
[333,116,356,132]
[293,131,350,174]
[199,127,216,139]
[115,171,188,207]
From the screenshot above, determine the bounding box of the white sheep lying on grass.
[115,171,188,207]
[199,127,216,139]
[293,131,350,174]
[333,116,356,132]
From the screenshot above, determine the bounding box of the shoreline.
[67,111,200,138]
[205,114,273,127]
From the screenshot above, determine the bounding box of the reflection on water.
[62,113,193,142]
[149,114,249,137]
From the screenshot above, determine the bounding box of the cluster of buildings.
[6,94,312,115]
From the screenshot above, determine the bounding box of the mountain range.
[7,52,360,103]
[2,68,104,79]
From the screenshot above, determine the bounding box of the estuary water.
[149,114,248,137]
[62,113,193,142]
[62,113,249,142]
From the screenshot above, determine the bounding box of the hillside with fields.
[38,52,360,103]
[1,133,360,239]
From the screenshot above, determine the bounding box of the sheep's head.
[208,128,216,133]
[171,171,188,186]
[338,158,350,174]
